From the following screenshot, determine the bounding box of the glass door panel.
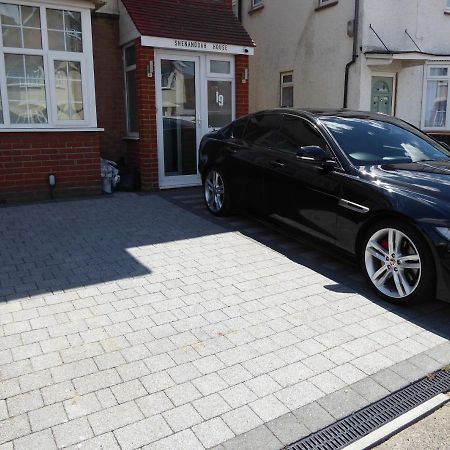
[160,59,198,178]
[371,76,394,115]
[207,79,232,131]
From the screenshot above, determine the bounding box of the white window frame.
[318,0,335,6]
[421,63,450,131]
[251,0,263,8]
[0,0,97,129]
[280,71,293,108]
[446,0,450,12]
[123,42,138,138]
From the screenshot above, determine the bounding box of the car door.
[226,113,282,213]
[264,114,342,243]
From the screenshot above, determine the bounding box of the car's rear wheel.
[361,220,435,305]
[203,168,231,216]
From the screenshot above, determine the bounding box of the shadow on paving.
[0,190,449,346]
[160,187,450,343]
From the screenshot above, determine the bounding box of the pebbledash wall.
[0,0,252,202]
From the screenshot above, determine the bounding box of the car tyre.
[203,168,232,216]
[361,219,435,305]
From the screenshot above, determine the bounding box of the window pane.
[282,74,293,83]
[425,80,448,128]
[0,4,41,49]
[46,9,63,30]
[2,25,22,47]
[278,115,327,154]
[244,114,282,147]
[208,80,232,128]
[125,70,138,133]
[54,60,84,120]
[48,30,65,50]
[125,45,136,67]
[47,9,82,52]
[210,60,231,74]
[5,54,47,124]
[281,86,293,108]
[64,11,81,32]
[21,6,40,28]
[0,3,20,26]
[430,67,448,77]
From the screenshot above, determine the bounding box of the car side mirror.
[296,146,337,170]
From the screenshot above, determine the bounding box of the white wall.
[241,0,357,111]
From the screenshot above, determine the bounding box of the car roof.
[246,108,402,124]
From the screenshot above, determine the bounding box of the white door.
[156,54,202,188]
[156,53,235,188]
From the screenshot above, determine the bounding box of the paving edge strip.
[285,368,450,450]
[344,393,449,450]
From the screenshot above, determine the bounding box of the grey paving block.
[350,377,390,403]
[52,417,94,448]
[221,405,263,435]
[293,401,335,433]
[221,424,282,450]
[0,415,30,445]
[144,429,203,450]
[114,415,172,450]
[192,417,235,448]
[29,402,67,432]
[266,412,310,446]
[317,387,367,420]
[14,429,57,450]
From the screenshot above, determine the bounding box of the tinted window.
[231,118,247,139]
[322,117,450,165]
[244,114,282,148]
[277,115,329,154]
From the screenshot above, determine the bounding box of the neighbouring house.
[238,0,450,143]
[0,0,254,202]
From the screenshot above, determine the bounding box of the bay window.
[0,1,96,129]
[423,65,450,130]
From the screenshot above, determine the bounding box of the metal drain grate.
[286,368,450,450]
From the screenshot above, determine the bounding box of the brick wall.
[0,132,101,203]
[235,54,250,118]
[92,13,126,163]
[126,41,159,192]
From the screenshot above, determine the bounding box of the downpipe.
[343,0,360,108]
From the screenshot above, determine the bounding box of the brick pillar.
[235,54,249,117]
[135,40,159,191]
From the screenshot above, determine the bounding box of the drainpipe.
[343,0,360,108]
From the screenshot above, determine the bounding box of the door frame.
[155,49,235,189]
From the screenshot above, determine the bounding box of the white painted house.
[238,0,450,138]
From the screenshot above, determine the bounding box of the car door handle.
[269,160,285,168]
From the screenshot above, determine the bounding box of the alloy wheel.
[204,170,225,213]
[365,227,422,299]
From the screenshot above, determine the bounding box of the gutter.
[343,0,360,108]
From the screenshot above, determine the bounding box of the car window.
[231,118,248,139]
[244,114,282,148]
[322,117,450,165]
[277,115,329,155]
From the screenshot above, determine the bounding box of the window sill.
[0,127,104,133]
[445,9,450,15]
[315,1,339,12]
[248,4,264,15]
[123,135,140,140]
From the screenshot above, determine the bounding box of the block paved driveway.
[0,191,449,450]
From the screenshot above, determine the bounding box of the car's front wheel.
[203,168,231,216]
[361,220,435,305]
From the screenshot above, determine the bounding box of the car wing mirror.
[296,146,337,171]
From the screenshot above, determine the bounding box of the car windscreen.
[321,117,450,165]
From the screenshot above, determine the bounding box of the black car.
[198,109,450,305]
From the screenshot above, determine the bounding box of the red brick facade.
[92,14,126,162]
[235,55,250,118]
[0,132,101,203]
[125,41,159,192]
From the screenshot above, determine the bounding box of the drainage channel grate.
[286,368,450,450]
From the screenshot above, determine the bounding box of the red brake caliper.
[380,238,389,251]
